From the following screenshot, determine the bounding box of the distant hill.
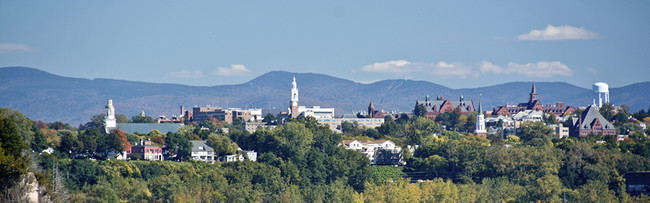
[1,67,648,126]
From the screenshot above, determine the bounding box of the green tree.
[165,132,192,161]
[435,109,463,131]
[99,130,124,155]
[599,103,615,121]
[272,122,314,160]
[48,121,76,131]
[404,117,440,145]
[115,114,130,123]
[132,115,156,123]
[262,113,276,124]
[340,121,359,134]
[58,130,81,155]
[0,116,29,191]
[31,125,48,152]
[378,116,400,137]
[362,128,382,139]
[543,113,558,125]
[505,135,521,145]
[79,129,100,155]
[519,121,554,147]
[462,112,477,132]
[0,108,35,147]
[207,133,239,157]
[413,103,428,117]
[80,114,105,131]
[528,174,562,202]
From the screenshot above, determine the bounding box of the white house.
[190,141,215,163]
[340,140,403,165]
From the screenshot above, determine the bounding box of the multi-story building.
[130,139,163,161]
[190,106,262,124]
[297,106,335,119]
[340,140,403,165]
[416,95,475,119]
[549,123,569,139]
[244,122,277,133]
[317,116,384,133]
[570,105,616,137]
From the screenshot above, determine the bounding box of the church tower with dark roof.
[527,82,543,111]
[368,102,375,118]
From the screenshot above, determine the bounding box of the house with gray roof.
[190,140,215,163]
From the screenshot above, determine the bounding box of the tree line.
[2,105,650,202]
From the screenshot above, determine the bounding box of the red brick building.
[570,105,616,137]
[491,83,575,117]
[417,95,475,119]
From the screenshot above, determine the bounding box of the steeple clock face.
[292,102,297,106]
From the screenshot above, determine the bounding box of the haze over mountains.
[1,67,648,126]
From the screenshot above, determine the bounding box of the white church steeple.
[290,76,300,118]
[474,95,487,139]
[291,76,299,102]
[105,99,117,133]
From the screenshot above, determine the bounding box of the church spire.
[529,82,538,102]
[531,82,537,94]
[475,94,486,138]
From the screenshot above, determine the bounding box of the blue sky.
[1,1,648,89]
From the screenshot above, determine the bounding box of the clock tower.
[290,77,300,118]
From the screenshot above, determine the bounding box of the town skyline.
[1,1,649,89]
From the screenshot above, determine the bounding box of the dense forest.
[2,105,650,202]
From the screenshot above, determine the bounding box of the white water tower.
[593,82,609,107]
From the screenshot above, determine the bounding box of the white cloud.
[0,43,35,54]
[480,61,504,74]
[212,64,253,76]
[361,60,475,78]
[361,60,413,74]
[361,60,574,78]
[430,61,476,78]
[506,61,573,77]
[169,70,204,78]
[517,25,599,40]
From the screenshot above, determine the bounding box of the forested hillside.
[3,107,650,202]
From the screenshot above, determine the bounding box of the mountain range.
[1,67,648,126]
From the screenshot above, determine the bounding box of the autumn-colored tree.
[113,129,131,151]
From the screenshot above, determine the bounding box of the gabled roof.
[190,140,214,152]
[578,105,614,130]
[117,123,184,134]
